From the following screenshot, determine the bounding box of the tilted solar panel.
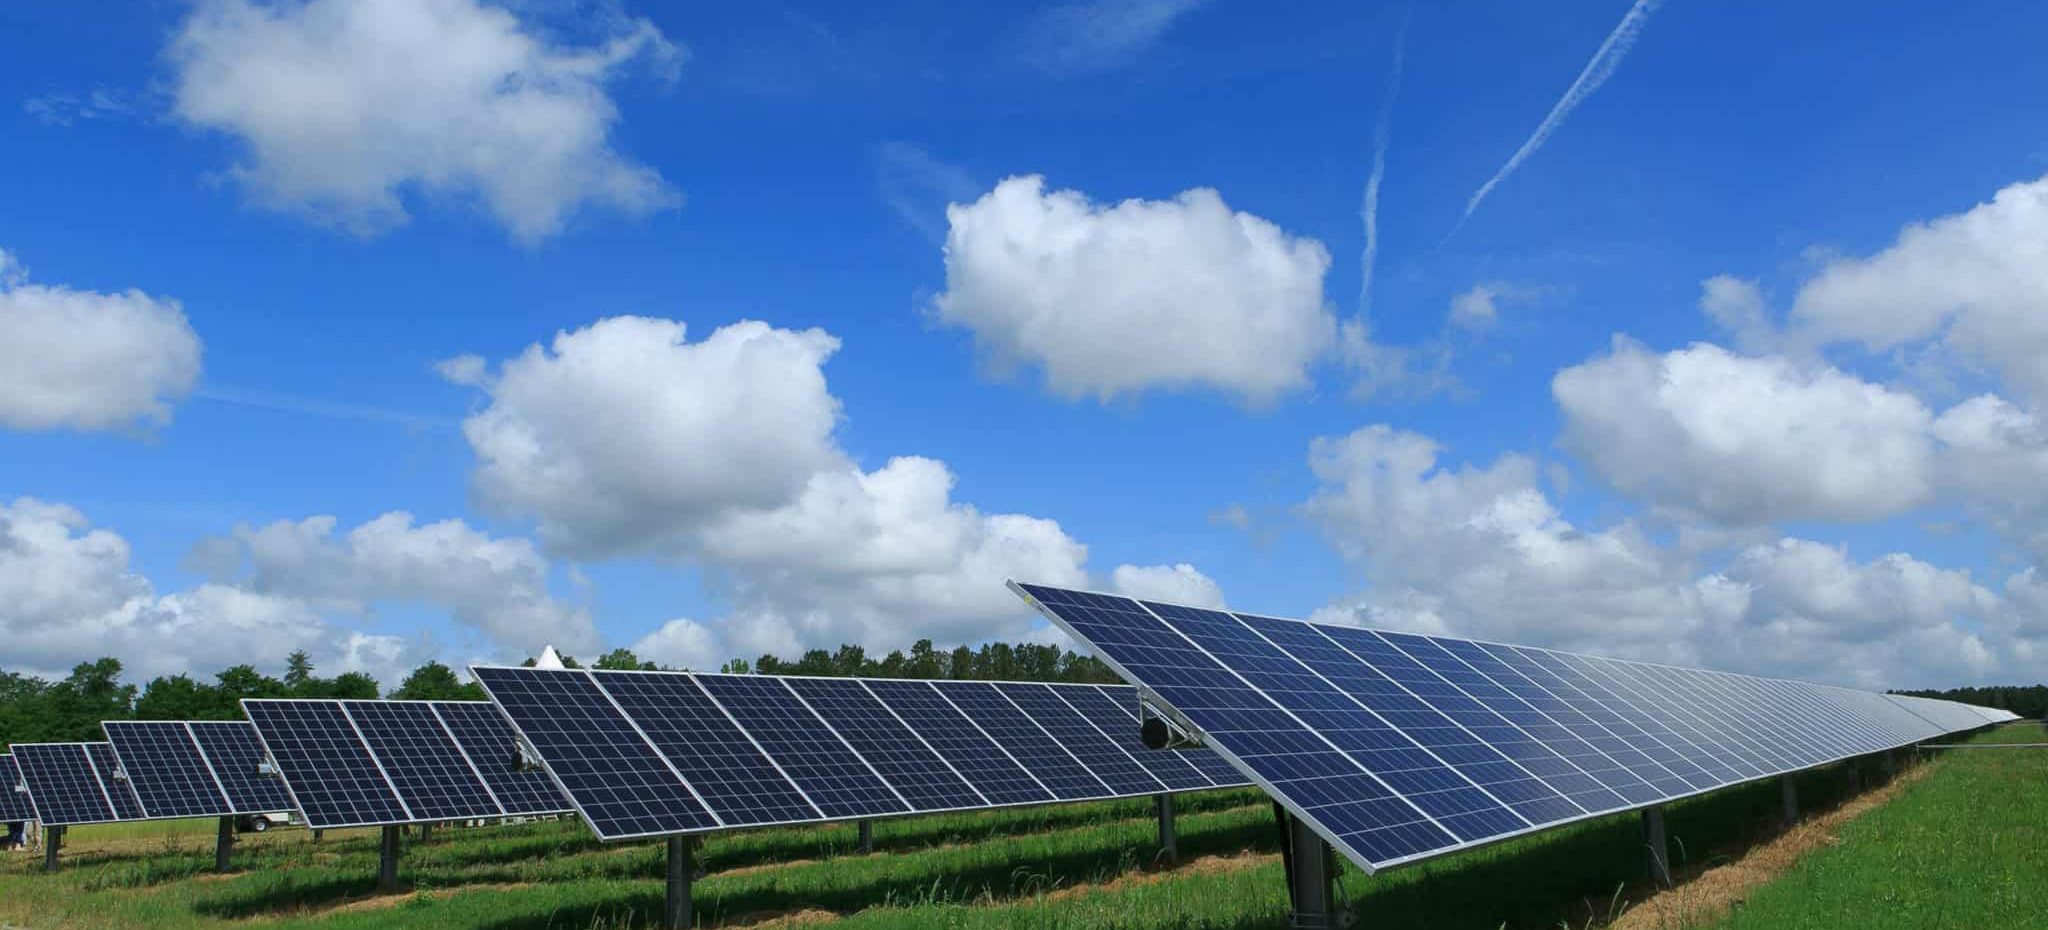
[428,701,572,816]
[243,700,412,829]
[85,743,145,820]
[188,721,293,814]
[1013,582,2002,872]
[474,666,1255,842]
[103,722,232,819]
[0,756,34,822]
[345,701,502,822]
[12,743,121,826]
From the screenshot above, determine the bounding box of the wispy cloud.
[195,385,448,431]
[1457,0,1665,228]
[1358,4,1413,316]
[22,88,134,126]
[1018,0,1206,75]
[874,142,981,244]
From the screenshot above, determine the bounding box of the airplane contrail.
[1456,0,1665,230]
[1358,4,1412,316]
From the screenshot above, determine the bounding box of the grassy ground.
[0,726,2037,929]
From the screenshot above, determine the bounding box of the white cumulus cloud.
[1554,339,1936,525]
[167,0,681,242]
[934,175,1336,404]
[0,249,202,433]
[1111,563,1225,608]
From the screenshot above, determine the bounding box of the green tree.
[134,674,225,720]
[47,658,136,740]
[391,661,484,701]
[283,650,317,694]
[719,657,752,675]
[593,648,656,671]
[947,645,975,680]
[325,672,381,700]
[906,640,942,679]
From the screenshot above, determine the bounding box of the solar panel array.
[242,700,573,830]
[473,667,1254,842]
[0,755,36,822]
[1013,583,2008,873]
[10,742,145,826]
[101,721,296,821]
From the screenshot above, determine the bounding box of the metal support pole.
[42,826,61,873]
[216,816,235,872]
[1156,793,1178,862]
[312,828,323,843]
[665,835,695,930]
[377,825,402,891]
[1640,805,1671,889]
[857,819,872,854]
[1847,760,1862,794]
[1780,774,1799,827]
[1284,813,1334,930]
[1882,749,1896,779]
[418,821,433,844]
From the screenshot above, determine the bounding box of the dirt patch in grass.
[716,906,841,928]
[295,882,536,916]
[1609,765,1932,930]
[1031,850,1276,904]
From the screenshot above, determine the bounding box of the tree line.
[1891,684,2048,721]
[0,638,1118,746]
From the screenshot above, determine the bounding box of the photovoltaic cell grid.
[241,699,572,830]
[473,667,1254,842]
[10,743,139,826]
[0,756,33,822]
[1013,582,2006,873]
[188,721,293,814]
[102,721,231,819]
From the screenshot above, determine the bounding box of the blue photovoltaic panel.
[692,674,908,820]
[472,666,717,840]
[188,721,293,814]
[0,756,33,822]
[103,722,231,819]
[344,701,502,821]
[12,744,117,826]
[1250,618,1583,829]
[934,681,1112,801]
[589,671,820,826]
[1374,631,1632,815]
[86,743,145,821]
[784,677,986,812]
[243,700,410,829]
[861,679,1054,807]
[1012,586,1454,865]
[1014,582,2007,873]
[1054,684,1217,791]
[994,683,1164,796]
[429,702,571,816]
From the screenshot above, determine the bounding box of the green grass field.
[2,724,2040,929]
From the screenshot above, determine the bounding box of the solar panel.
[471,666,718,840]
[476,666,1260,843]
[590,671,821,826]
[993,682,1164,796]
[429,701,572,816]
[103,722,231,819]
[188,721,293,814]
[692,674,910,820]
[932,681,1114,801]
[1086,684,1251,787]
[344,701,501,821]
[0,755,33,822]
[860,679,1054,807]
[1013,582,2003,873]
[85,743,146,820]
[243,700,411,829]
[12,743,118,826]
[1053,684,1217,791]
[783,677,987,812]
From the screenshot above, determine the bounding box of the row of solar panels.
[1014,583,2019,873]
[471,671,1252,841]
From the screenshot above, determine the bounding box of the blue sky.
[3,0,2045,690]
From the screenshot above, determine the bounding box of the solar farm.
[4,586,2041,930]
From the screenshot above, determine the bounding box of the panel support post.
[1780,775,1799,827]
[312,828,323,843]
[215,816,235,872]
[857,819,872,854]
[1640,805,1671,889]
[1281,810,1334,930]
[1846,759,1862,794]
[1882,749,1896,779]
[42,826,61,873]
[665,835,696,930]
[377,825,402,892]
[1156,793,1178,862]
[418,821,433,845]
